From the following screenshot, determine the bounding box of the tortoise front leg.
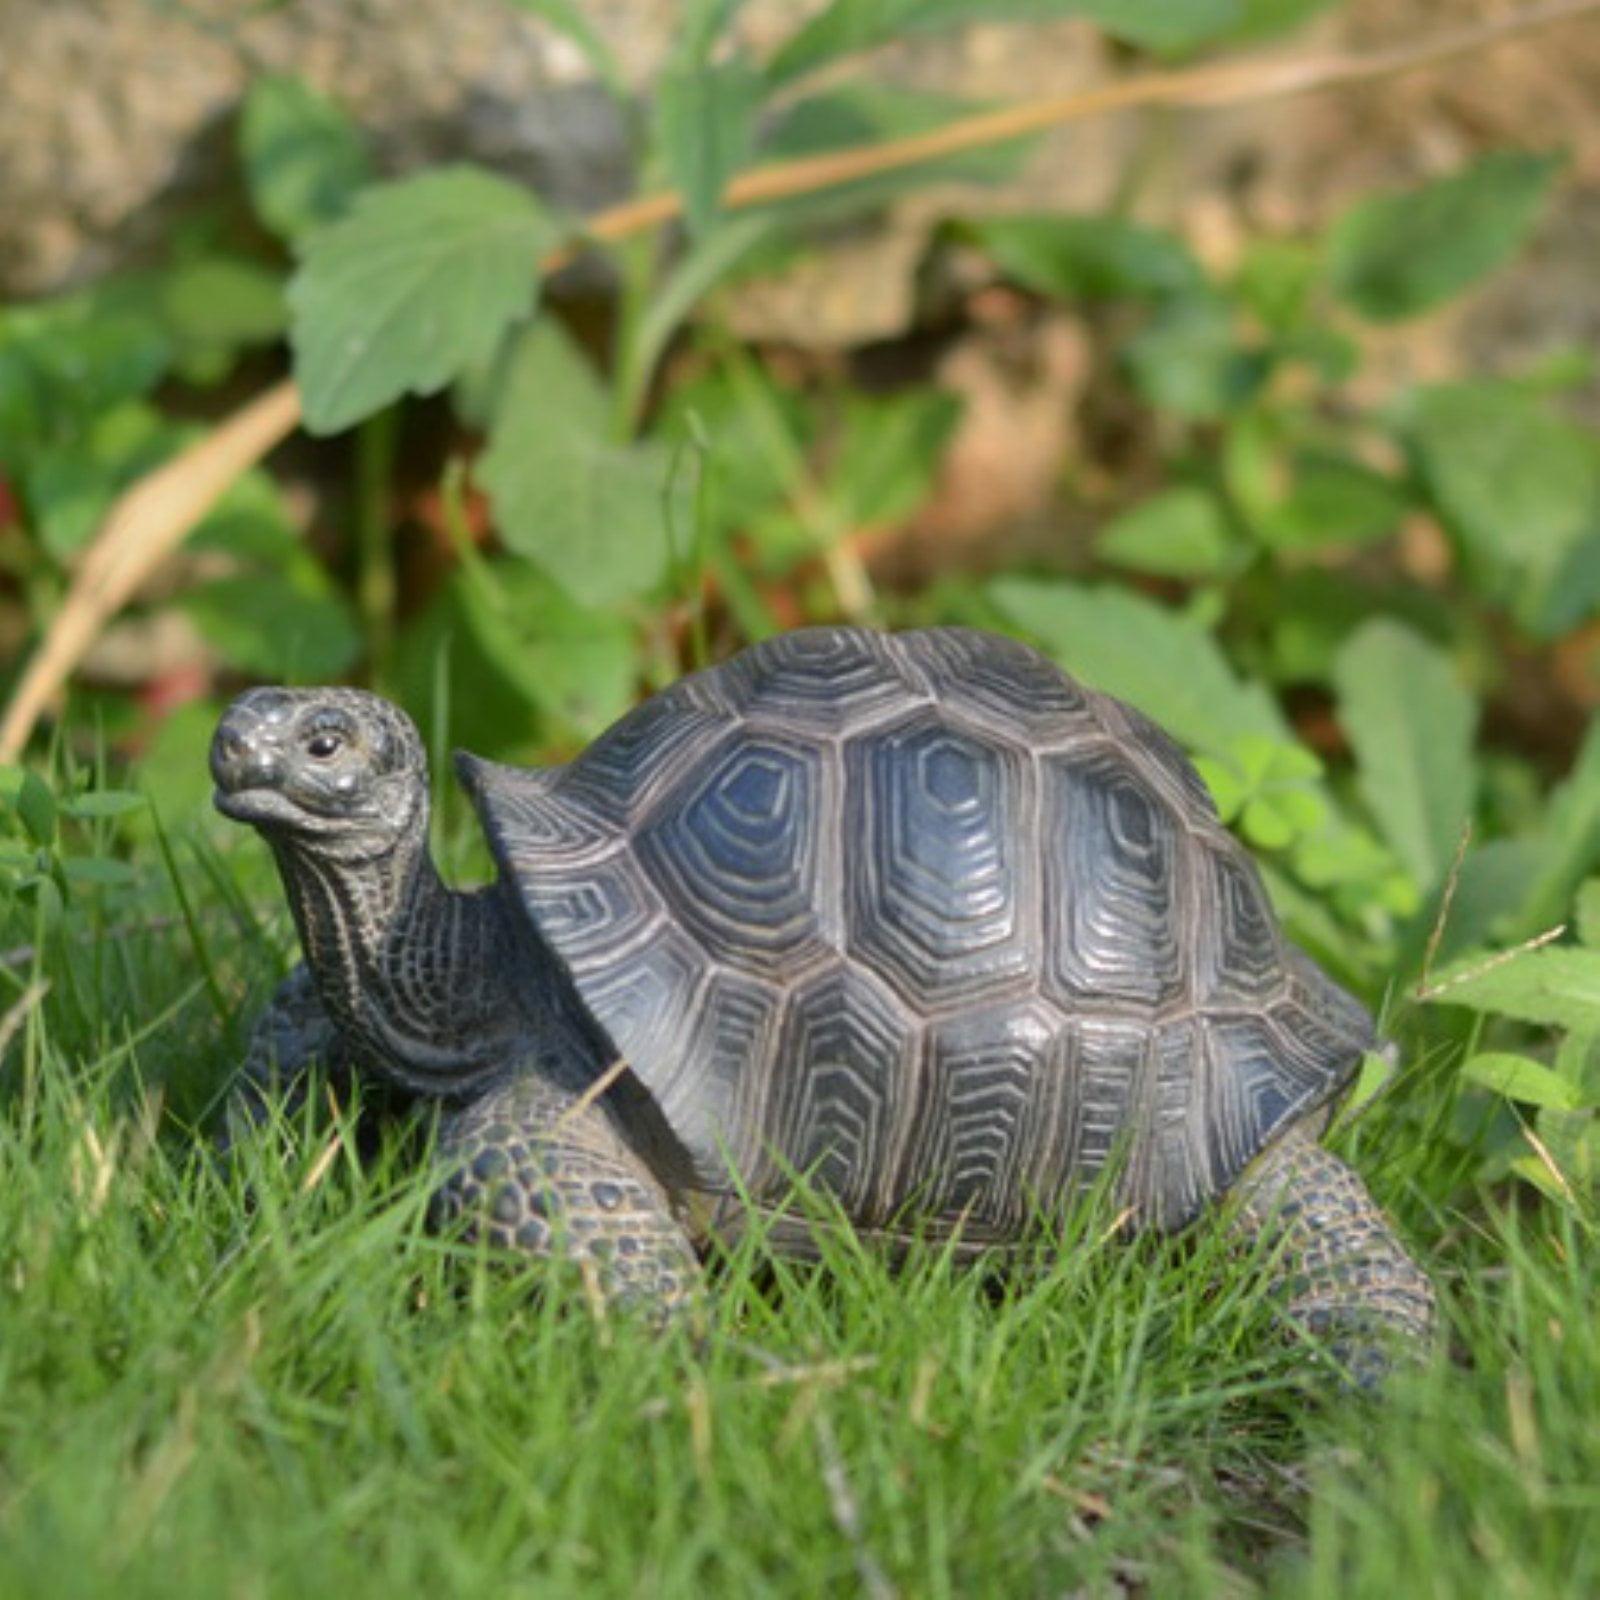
[1231,1120,1437,1389]
[221,963,352,1148]
[433,1070,702,1321]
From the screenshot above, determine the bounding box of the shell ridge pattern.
[464,624,1372,1231]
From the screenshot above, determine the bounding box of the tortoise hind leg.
[1231,1120,1436,1388]
[433,1070,702,1322]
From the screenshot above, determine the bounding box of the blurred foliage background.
[3,0,1600,1196]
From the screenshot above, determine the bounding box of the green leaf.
[1099,487,1231,577]
[829,391,962,529]
[1124,295,1267,420]
[655,58,762,237]
[0,296,170,465]
[1257,455,1408,553]
[239,74,372,243]
[1345,1048,1396,1114]
[61,791,147,821]
[1408,381,1599,584]
[451,558,638,740]
[756,85,1033,219]
[183,573,362,681]
[769,0,1244,82]
[289,168,557,434]
[1333,620,1477,891]
[1077,0,1241,50]
[1577,878,1600,948]
[1327,150,1563,322]
[1507,717,1600,941]
[62,857,141,889]
[480,321,687,607]
[15,771,56,847]
[1230,0,1337,43]
[160,256,287,372]
[964,215,1205,303]
[1461,1051,1586,1110]
[23,401,176,560]
[989,578,1288,757]
[1426,946,1600,1032]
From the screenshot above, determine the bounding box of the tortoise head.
[211,687,428,859]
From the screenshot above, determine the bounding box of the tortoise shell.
[459,626,1372,1237]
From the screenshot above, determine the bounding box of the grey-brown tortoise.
[212,625,1434,1383]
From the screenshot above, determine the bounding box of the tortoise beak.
[212,690,315,829]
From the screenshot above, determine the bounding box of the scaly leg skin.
[432,1069,703,1323]
[220,963,350,1149]
[1231,1119,1437,1390]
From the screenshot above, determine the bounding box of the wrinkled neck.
[274,823,515,1095]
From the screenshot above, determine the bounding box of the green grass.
[1,823,1596,1600]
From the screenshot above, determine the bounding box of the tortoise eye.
[306,731,344,760]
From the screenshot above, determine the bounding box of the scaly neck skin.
[271,817,516,1097]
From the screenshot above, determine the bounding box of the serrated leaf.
[989,578,1288,757]
[290,168,557,434]
[1099,487,1231,577]
[1426,946,1600,1032]
[1409,381,1598,582]
[1461,1052,1585,1110]
[480,321,687,607]
[1333,620,1477,891]
[240,74,371,243]
[964,215,1204,303]
[656,58,761,237]
[1328,150,1562,322]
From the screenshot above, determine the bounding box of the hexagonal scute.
[1064,1015,1151,1185]
[563,679,736,826]
[1137,1018,1218,1229]
[719,627,928,734]
[635,734,836,980]
[1191,841,1285,1010]
[1039,746,1188,1013]
[760,963,917,1223]
[1282,946,1376,1052]
[564,921,713,1101]
[897,626,1102,748]
[895,1000,1064,1232]
[1199,1013,1350,1197]
[515,848,665,975]
[845,709,1037,1010]
[461,755,620,872]
[1094,697,1221,826]
[656,970,787,1190]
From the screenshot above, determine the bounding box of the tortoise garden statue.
[212,625,1434,1382]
